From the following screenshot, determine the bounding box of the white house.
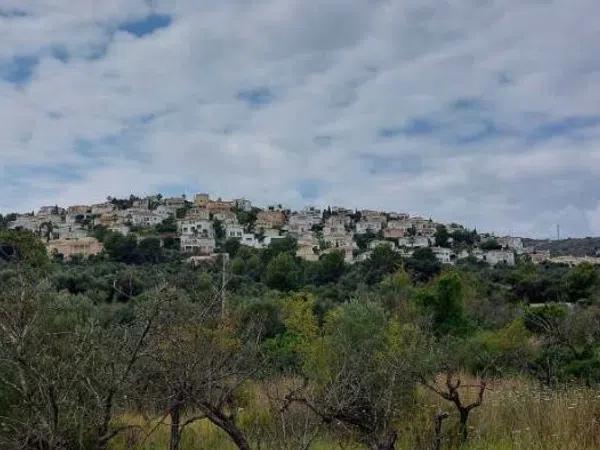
[397,236,431,248]
[38,206,65,216]
[9,215,43,232]
[287,213,318,234]
[154,205,174,220]
[432,247,456,264]
[497,236,524,253]
[480,250,515,266]
[177,218,214,237]
[180,236,216,255]
[233,198,252,212]
[368,240,396,250]
[127,209,163,227]
[355,219,383,234]
[225,224,244,239]
[240,233,262,249]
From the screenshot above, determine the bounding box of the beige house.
[383,228,406,239]
[213,210,238,224]
[409,217,437,237]
[296,244,319,262]
[548,255,600,266]
[186,207,210,220]
[67,205,91,215]
[98,212,122,228]
[255,210,286,229]
[194,193,210,207]
[91,202,115,215]
[164,197,187,208]
[527,250,550,264]
[206,199,234,213]
[46,237,103,260]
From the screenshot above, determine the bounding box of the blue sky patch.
[362,154,424,175]
[118,14,172,37]
[450,97,485,111]
[0,8,27,18]
[313,135,333,147]
[5,163,84,184]
[526,115,600,143]
[297,179,320,200]
[237,87,274,107]
[0,55,38,84]
[451,120,500,145]
[379,118,438,139]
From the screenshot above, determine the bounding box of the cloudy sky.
[1,0,599,238]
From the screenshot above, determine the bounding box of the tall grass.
[110,377,600,450]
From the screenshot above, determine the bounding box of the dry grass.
[109,377,600,450]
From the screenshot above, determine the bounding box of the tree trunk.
[370,431,397,450]
[433,411,449,450]
[458,408,469,444]
[169,399,182,450]
[202,406,251,450]
[222,421,251,450]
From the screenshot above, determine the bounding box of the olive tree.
[282,297,433,450]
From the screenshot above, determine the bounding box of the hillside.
[523,237,600,257]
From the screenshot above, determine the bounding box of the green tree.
[360,245,403,285]
[138,237,164,263]
[416,272,470,336]
[0,229,49,267]
[481,239,501,250]
[315,250,346,285]
[0,213,16,230]
[434,224,450,247]
[213,219,225,240]
[262,236,297,262]
[405,247,441,283]
[155,216,177,233]
[223,237,241,258]
[565,262,598,302]
[103,232,140,264]
[265,252,301,291]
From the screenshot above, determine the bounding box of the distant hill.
[523,237,600,257]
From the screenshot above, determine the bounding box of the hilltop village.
[3,193,592,266]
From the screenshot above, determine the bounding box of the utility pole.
[556,224,560,241]
[220,252,229,320]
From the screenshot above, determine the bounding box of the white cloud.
[1,0,600,237]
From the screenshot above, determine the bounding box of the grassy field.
[110,377,600,450]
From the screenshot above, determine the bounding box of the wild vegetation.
[0,229,599,450]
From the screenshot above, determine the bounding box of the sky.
[1,0,599,238]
